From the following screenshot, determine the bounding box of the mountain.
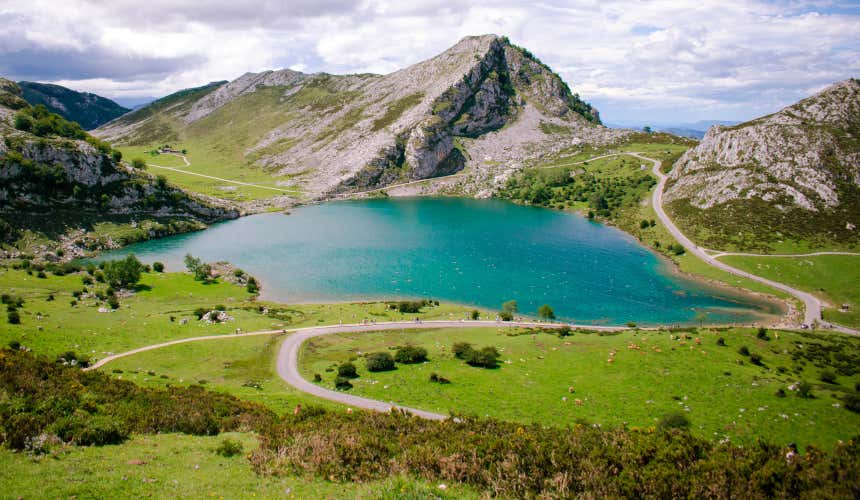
[0,78,237,260]
[664,78,860,250]
[17,81,130,130]
[96,35,624,199]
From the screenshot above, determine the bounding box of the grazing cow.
[568,386,575,393]
[575,399,583,406]
[293,404,302,416]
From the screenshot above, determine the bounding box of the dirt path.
[638,152,858,335]
[146,154,294,194]
[710,251,860,259]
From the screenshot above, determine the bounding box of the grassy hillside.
[18,81,130,130]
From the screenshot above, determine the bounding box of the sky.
[1,0,858,124]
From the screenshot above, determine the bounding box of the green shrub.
[820,370,837,384]
[313,373,322,383]
[452,342,473,359]
[499,311,514,321]
[796,381,813,398]
[749,353,763,366]
[429,373,450,384]
[756,327,769,340]
[131,158,146,169]
[556,325,572,338]
[775,388,786,398]
[658,412,690,430]
[716,337,726,346]
[7,310,20,324]
[152,261,165,272]
[193,307,208,320]
[337,362,358,378]
[844,394,860,413]
[394,345,428,364]
[471,309,480,320]
[215,438,244,457]
[102,254,143,288]
[246,277,259,294]
[738,346,750,356]
[107,296,120,310]
[465,346,501,368]
[365,352,395,372]
[334,376,353,390]
[49,414,127,446]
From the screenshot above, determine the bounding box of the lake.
[100,198,781,325]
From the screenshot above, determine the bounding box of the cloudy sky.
[1,0,858,124]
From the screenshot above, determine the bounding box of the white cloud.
[0,0,857,122]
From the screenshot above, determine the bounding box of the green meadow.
[720,254,860,328]
[0,432,478,499]
[300,325,860,449]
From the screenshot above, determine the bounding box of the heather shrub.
[394,345,428,364]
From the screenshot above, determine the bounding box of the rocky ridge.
[96,35,622,199]
[666,79,859,211]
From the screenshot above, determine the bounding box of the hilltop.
[0,78,237,261]
[664,79,860,251]
[18,81,129,130]
[96,35,625,200]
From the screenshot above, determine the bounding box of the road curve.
[88,320,623,419]
[275,320,625,419]
[637,152,857,335]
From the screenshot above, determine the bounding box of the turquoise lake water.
[100,198,780,325]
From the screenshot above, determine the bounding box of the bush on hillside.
[337,362,358,378]
[394,345,428,364]
[452,342,473,359]
[334,376,353,390]
[7,310,20,324]
[365,352,395,372]
[465,346,501,368]
[738,346,750,356]
[820,370,837,384]
[215,438,244,457]
[152,261,165,272]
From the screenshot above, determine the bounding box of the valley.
[1,16,858,498]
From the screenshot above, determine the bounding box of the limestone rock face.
[666,79,860,212]
[94,35,617,198]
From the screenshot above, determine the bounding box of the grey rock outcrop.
[666,79,860,211]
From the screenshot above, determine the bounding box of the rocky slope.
[0,79,237,260]
[96,35,624,199]
[18,81,130,130]
[664,79,860,250]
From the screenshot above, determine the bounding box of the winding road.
[636,152,858,335]
[90,150,857,420]
[87,320,623,419]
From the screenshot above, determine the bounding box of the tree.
[470,309,480,320]
[337,362,358,378]
[465,346,501,368]
[152,261,165,272]
[131,158,147,169]
[538,304,555,320]
[694,310,708,327]
[246,277,259,294]
[102,254,143,288]
[502,300,518,314]
[643,125,652,134]
[184,254,211,282]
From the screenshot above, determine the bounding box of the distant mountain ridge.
[96,35,624,199]
[18,81,130,130]
[664,78,860,250]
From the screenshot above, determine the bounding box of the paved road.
[274,320,624,419]
[638,152,858,335]
[88,320,623,419]
[710,250,860,259]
